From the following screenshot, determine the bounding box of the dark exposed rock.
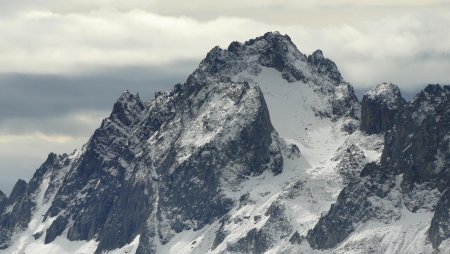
[33,231,43,240]
[0,191,6,214]
[20,76,283,254]
[379,84,450,190]
[289,231,303,245]
[45,216,69,244]
[334,144,367,184]
[360,82,406,134]
[308,84,450,250]
[0,151,75,249]
[226,202,292,254]
[0,179,32,249]
[211,217,228,250]
[308,49,343,85]
[8,179,28,204]
[429,189,450,249]
[226,228,268,254]
[307,163,400,249]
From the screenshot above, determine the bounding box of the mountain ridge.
[0,32,449,254]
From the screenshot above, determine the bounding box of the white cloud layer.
[0,7,448,89]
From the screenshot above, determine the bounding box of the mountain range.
[1,32,449,254]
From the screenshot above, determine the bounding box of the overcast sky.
[0,0,449,194]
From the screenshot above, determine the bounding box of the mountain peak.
[413,83,450,103]
[411,83,450,124]
[193,31,346,87]
[310,49,324,60]
[254,31,293,44]
[360,82,406,134]
[110,91,144,127]
[307,49,342,84]
[226,31,294,53]
[365,82,402,108]
[117,90,140,103]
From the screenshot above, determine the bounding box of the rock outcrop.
[360,82,406,134]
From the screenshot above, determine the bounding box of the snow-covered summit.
[191,31,344,87]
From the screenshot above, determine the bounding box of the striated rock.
[45,216,69,244]
[307,49,343,85]
[35,79,283,254]
[0,152,74,249]
[0,179,31,249]
[360,82,406,134]
[429,189,450,248]
[307,163,401,249]
[380,84,450,187]
[226,202,292,254]
[308,84,450,251]
[0,191,6,214]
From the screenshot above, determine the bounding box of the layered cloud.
[0,7,448,88]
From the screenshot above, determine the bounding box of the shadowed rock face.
[0,152,72,249]
[308,84,450,250]
[380,84,450,187]
[0,73,283,253]
[34,79,282,254]
[307,49,343,86]
[360,82,406,134]
[429,189,450,248]
[0,179,31,249]
[0,191,6,214]
[307,163,400,249]
[225,202,292,254]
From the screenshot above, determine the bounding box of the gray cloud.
[0,8,447,89]
[0,61,196,122]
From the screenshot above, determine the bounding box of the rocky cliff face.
[0,74,283,253]
[360,82,406,134]
[0,152,73,249]
[44,80,282,254]
[189,32,359,121]
[308,83,450,251]
[0,192,6,215]
[0,32,448,254]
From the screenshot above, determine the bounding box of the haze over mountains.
[0,32,449,254]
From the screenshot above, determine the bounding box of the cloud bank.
[0,8,448,88]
